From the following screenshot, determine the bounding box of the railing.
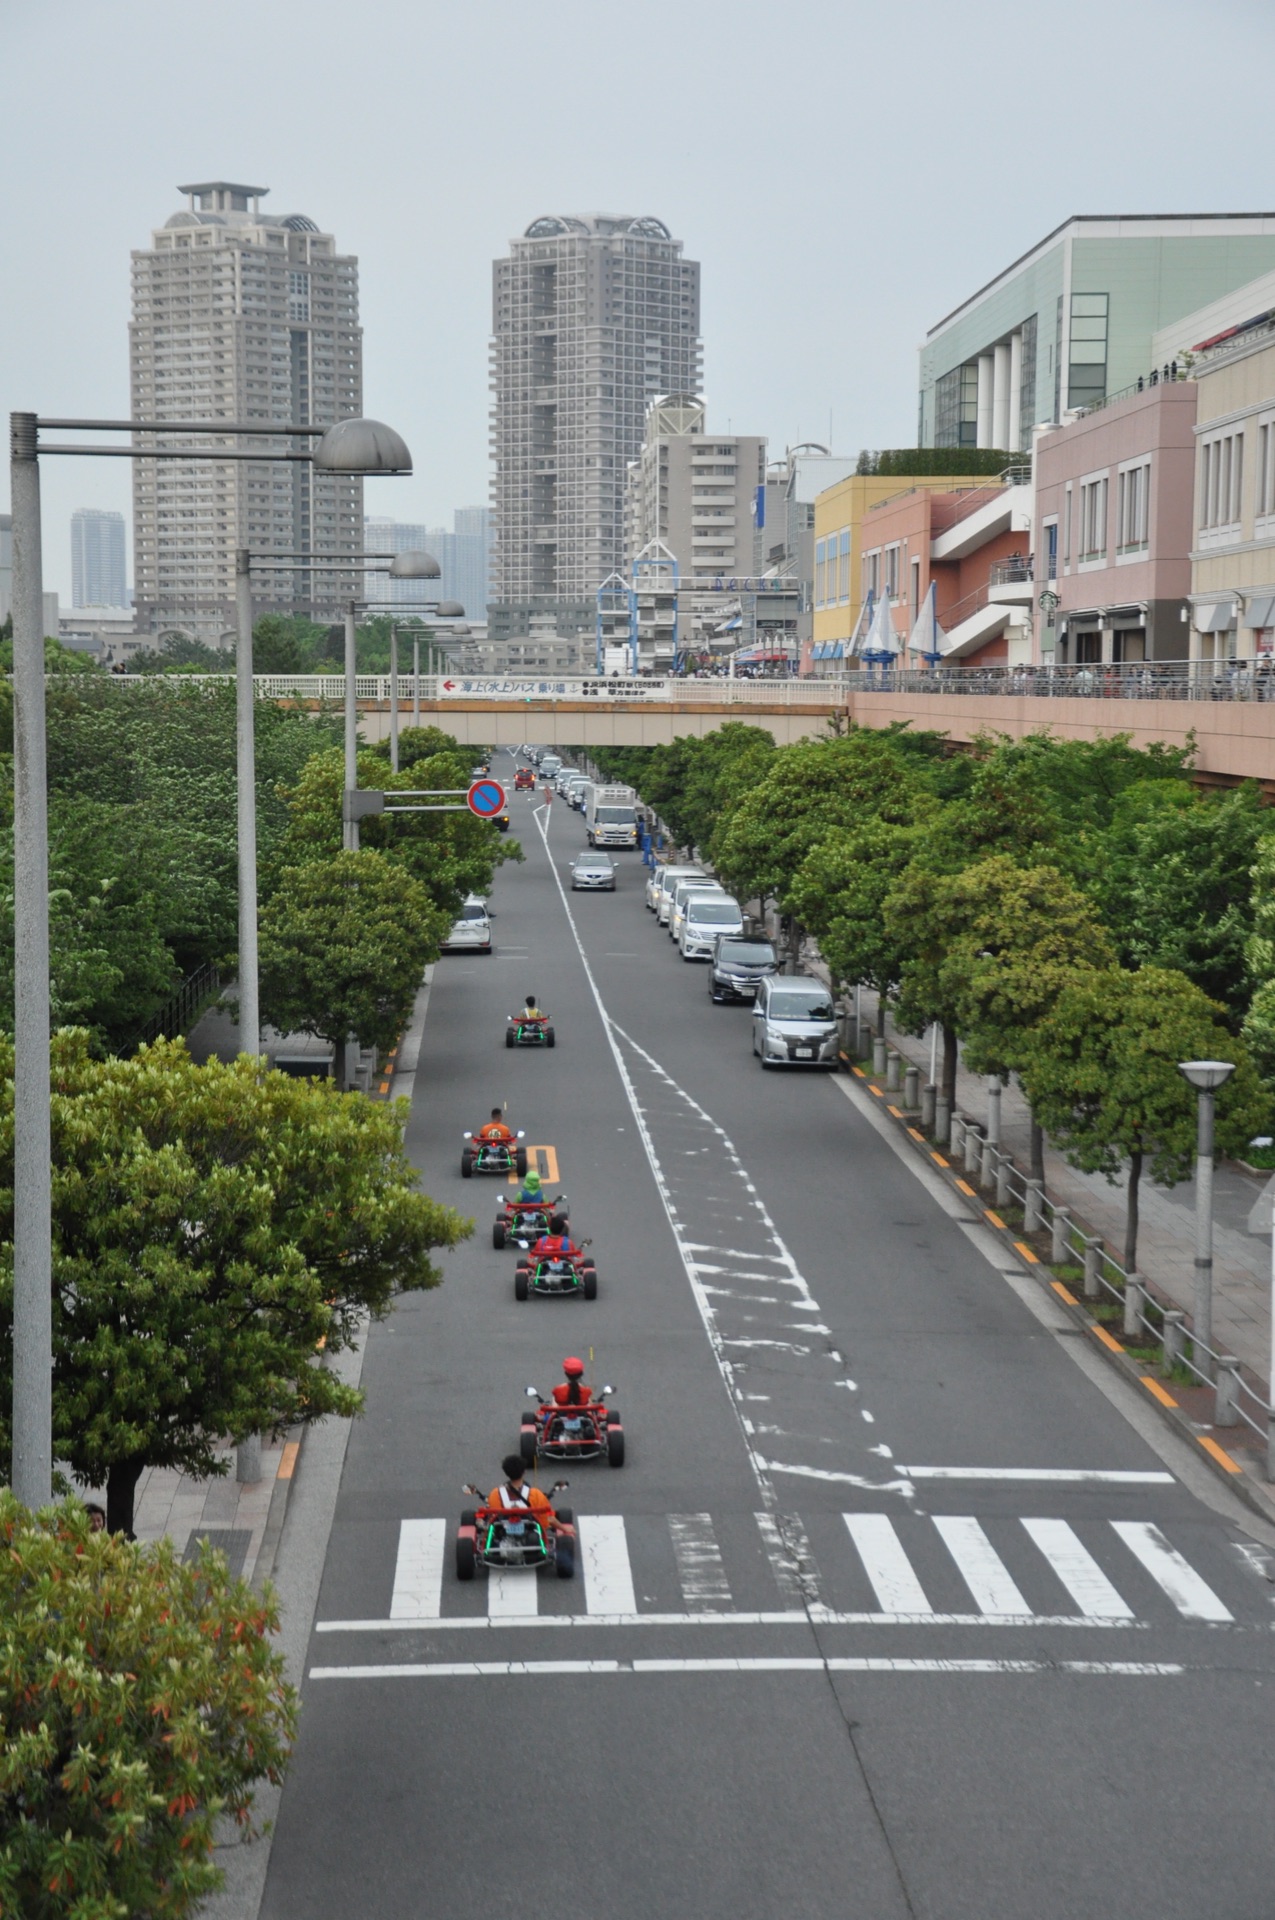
[838,660,1275,702]
[1076,362,1189,418]
[102,673,858,706]
[133,959,222,1051]
[987,559,1033,587]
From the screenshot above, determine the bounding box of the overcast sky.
[4,0,1273,600]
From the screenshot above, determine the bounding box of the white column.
[992,342,1011,450]
[1008,330,1023,454]
[976,355,994,449]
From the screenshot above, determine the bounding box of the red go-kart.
[506,1013,555,1049]
[456,1482,574,1580]
[462,1130,529,1179]
[493,1194,568,1249]
[514,1246,597,1301]
[520,1385,624,1467]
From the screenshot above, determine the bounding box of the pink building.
[1033,379,1196,664]
[859,482,1033,666]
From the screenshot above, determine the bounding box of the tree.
[1018,966,1268,1270]
[789,819,930,1000]
[127,633,227,674]
[251,613,305,673]
[259,848,449,1066]
[0,1494,295,1918]
[0,1033,469,1533]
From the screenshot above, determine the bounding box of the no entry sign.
[467,778,507,819]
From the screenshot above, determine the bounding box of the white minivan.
[679,892,744,960]
[669,877,726,944]
[651,865,704,921]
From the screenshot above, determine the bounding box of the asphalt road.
[261,760,1275,1920]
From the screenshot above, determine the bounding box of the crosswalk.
[319,1510,1259,1633]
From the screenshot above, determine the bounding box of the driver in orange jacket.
[477,1108,515,1145]
[550,1355,594,1407]
[487,1456,566,1532]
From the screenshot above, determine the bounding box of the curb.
[840,1052,1275,1531]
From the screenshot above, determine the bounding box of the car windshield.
[768,990,835,1021]
[576,858,611,869]
[459,903,487,921]
[597,807,636,823]
[719,942,775,965]
[688,900,741,923]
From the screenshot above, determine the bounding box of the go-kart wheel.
[515,1266,530,1301]
[515,1147,529,1178]
[461,1150,474,1178]
[606,1422,625,1468]
[456,1533,476,1581]
[505,1029,515,1048]
[519,1423,538,1464]
[555,1535,576,1579]
[583,1266,598,1301]
[546,1028,556,1048]
[492,1220,506,1249]
[554,1506,573,1525]
[460,1509,477,1529]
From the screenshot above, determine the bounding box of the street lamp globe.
[388,549,441,580]
[1178,1060,1236,1093]
[312,417,413,474]
[435,600,466,617]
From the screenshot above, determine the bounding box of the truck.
[585,782,640,850]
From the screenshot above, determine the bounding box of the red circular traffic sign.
[467,778,507,819]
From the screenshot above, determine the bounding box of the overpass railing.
[106,674,857,706]
[828,660,1275,702]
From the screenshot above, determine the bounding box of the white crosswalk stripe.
[844,1513,933,1614]
[488,1568,540,1617]
[934,1517,1031,1616]
[756,1512,821,1604]
[1020,1519,1134,1620]
[1110,1522,1234,1623]
[669,1513,733,1610]
[580,1515,637,1614]
[390,1520,445,1620]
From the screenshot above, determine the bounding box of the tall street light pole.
[1178,1059,1235,1380]
[9,410,413,1509]
[389,605,463,771]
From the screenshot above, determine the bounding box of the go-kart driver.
[515,1169,544,1206]
[488,1455,567,1533]
[478,1108,516,1145]
[551,1355,594,1407]
[532,1214,583,1262]
[522,994,546,1022]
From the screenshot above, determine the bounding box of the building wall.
[855,489,1027,667]
[70,508,127,608]
[1191,329,1275,658]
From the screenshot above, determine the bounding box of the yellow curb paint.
[984,1209,1007,1230]
[869,1084,884,1099]
[955,1178,976,1197]
[1140,1376,1179,1409]
[1052,1281,1079,1306]
[907,1127,925,1143]
[851,1065,866,1079]
[887,1104,903,1118]
[1197,1435,1243,1473]
[1091,1325,1125,1354]
[378,1080,391,1095]
[278,1442,300,1480]
[1013,1241,1040,1264]
[931,1152,949,1167]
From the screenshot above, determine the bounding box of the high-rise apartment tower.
[70,508,127,608]
[130,182,364,642]
[489,213,701,642]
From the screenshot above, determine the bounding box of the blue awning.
[832,642,844,659]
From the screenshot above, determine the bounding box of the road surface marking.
[488,1568,540,1617]
[902,1467,1174,1483]
[669,1514,733,1611]
[1014,1241,1040,1263]
[1111,1521,1233,1622]
[955,1179,977,1197]
[580,1515,637,1615]
[869,1084,884,1098]
[509,1145,559,1184]
[316,1608,1146,1633]
[934,1517,1031,1616]
[844,1514,933,1615]
[756,1512,822,1605]
[1052,1281,1080,1305]
[277,1441,300,1480]
[907,1126,925,1141]
[931,1152,949,1166]
[984,1209,1007,1230]
[1019,1520,1135,1620]
[1140,1377,1179,1408]
[1092,1325,1125,1354]
[1197,1435,1243,1472]
[390,1520,445,1619]
[887,1104,903,1117]
[310,1657,1184,1681]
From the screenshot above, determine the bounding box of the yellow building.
[1190,325,1275,662]
[811,469,1004,664]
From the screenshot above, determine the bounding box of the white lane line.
[389,1519,445,1619]
[934,1517,1031,1617]
[580,1515,637,1616]
[757,1512,822,1605]
[487,1569,540,1617]
[901,1467,1175,1484]
[310,1657,1184,1680]
[760,1459,914,1492]
[844,1514,933,1615]
[669,1513,733,1611]
[315,1609,1147,1633]
[1111,1522,1234,1622]
[1020,1520,1135,1621]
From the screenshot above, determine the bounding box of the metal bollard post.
[1023,1182,1043,1234]
[1082,1237,1102,1301]
[1162,1309,1186,1374]
[1123,1271,1143,1341]
[903,1063,919,1110]
[1050,1206,1071,1265]
[950,1113,965,1158]
[886,1049,902,1093]
[995,1151,1011,1210]
[934,1094,950,1146]
[1215,1356,1241,1428]
[920,1083,936,1132]
[965,1123,983,1177]
[872,1035,887,1076]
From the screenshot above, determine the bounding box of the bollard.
[236,1434,262,1484]
[1215,1356,1241,1428]
[886,1049,902,1093]
[981,1132,997,1190]
[872,1035,887,1076]
[903,1064,920,1111]
[995,1151,1011,1210]
[1050,1206,1071,1265]
[1162,1309,1186,1374]
[1082,1237,1102,1301]
[934,1094,950,1146]
[950,1113,965,1158]
[920,1083,936,1132]
[1023,1182,1043,1234]
[965,1123,983,1177]
[1267,1415,1275,1486]
[1123,1271,1143,1340]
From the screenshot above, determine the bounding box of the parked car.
[570,851,617,891]
[708,934,778,1001]
[441,895,492,954]
[647,863,702,915]
[669,877,726,944]
[751,975,839,1068]
[679,892,744,959]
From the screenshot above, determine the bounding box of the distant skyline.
[4,0,1274,601]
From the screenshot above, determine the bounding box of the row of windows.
[814,528,851,607]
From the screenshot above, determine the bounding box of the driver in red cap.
[551,1356,594,1407]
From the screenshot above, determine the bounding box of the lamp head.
[435,600,465,617]
[1177,1060,1235,1093]
[311,417,412,475]
[389,549,441,580]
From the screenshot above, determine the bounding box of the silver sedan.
[570,852,617,891]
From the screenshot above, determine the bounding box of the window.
[863,548,880,598]
[1068,292,1109,411]
[911,555,921,616]
[1063,487,1072,567]
[1117,462,1150,552]
[839,527,850,603]
[1258,422,1275,520]
[1044,519,1059,580]
[815,536,826,608]
[1200,434,1244,531]
[1079,476,1108,561]
[885,545,901,599]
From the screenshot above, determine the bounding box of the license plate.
[795,1047,813,1059]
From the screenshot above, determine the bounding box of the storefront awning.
[1243,594,1275,629]
[1194,601,1236,633]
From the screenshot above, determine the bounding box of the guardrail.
[102,674,857,706]
[834,661,1275,702]
[133,959,222,1052]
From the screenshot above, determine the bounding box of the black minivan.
[709,933,779,1004]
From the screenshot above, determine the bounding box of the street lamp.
[8,409,412,1510]
[1177,1058,1235,1379]
[389,603,464,769]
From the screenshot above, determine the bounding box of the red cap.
[562,1356,585,1377]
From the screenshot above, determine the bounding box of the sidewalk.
[855,984,1274,1393]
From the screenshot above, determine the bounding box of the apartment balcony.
[533,387,557,406]
[986,559,1034,606]
[532,525,558,544]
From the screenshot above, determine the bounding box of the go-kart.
[514,1245,597,1301]
[456,1481,574,1580]
[514,768,535,791]
[520,1385,624,1467]
[507,1013,555,1049]
[461,1129,529,1179]
[493,1194,568,1249]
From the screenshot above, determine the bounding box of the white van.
[680,892,744,960]
[669,877,725,944]
[648,863,703,916]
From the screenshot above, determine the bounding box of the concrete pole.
[1008,329,1023,453]
[1193,1087,1216,1381]
[344,600,359,853]
[234,551,259,1060]
[390,625,399,774]
[986,1075,1002,1148]
[1268,1217,1275,1480]
[413,633,421,733]
[992,342,1011,450]
[976,355,994,449]
[9,412,53,1509]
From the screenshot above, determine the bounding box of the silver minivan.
[751,975,839,1068]
[652,865,704,922]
